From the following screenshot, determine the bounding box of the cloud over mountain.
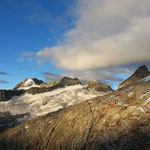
[37,0,150,70]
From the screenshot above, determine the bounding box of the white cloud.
[43,66,133,85]
[37,0,150,71]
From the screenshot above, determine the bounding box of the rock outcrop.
[118,65,150,89]
[1,76,150,149]
[0,90,24,102]
[58,77,81,86]
[86,81,113,92]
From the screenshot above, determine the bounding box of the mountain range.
[0,65,150,150]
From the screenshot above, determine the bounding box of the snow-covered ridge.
[0,85,107,118]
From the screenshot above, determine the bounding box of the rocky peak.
[86,81,113,92]
[14,78,44,90]
[118,65,150,89]
[133,65,149,77]
[58,77,82,87]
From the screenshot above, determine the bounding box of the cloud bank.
[0,72,9,84]
[0,80,8,84]
[37,0,150,71]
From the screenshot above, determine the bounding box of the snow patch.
[128,92,134,97]
[140,91,150,99]
[140,75,150,82]
[143,97,150,106]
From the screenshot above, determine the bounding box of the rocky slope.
[86,81,113,92]
[1,69,150,149]
[118,65,150,89]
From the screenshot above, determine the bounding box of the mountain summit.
[14,78,44,90]
[118,65,150,89]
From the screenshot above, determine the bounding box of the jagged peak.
[14,78,44,90]
[118,65,150,89]
[133,65,149,76]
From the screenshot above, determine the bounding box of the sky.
[0,0,150,90]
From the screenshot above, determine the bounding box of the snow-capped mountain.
[14,78,44,90]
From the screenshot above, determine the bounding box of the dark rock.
[58,77,81,87]
[118,65,150,89]
[0,90,25,102]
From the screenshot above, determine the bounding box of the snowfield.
[0,85,107,118]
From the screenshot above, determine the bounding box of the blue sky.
[0,0,75,89]
[1,0,150,90]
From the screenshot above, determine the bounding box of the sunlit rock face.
[86,81,113,92]
[40,81,58,88]
[1,71,150,149]
[118,65,150,90]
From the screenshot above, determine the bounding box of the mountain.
[0,77,109,133]
[118,65,150,89]
[1,67,150,149]
[86,81,113,92]
[1,74,150,149]
[0,77,82,102]
[14,78,44,90]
